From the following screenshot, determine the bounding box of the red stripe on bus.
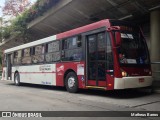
[12,72,56,74]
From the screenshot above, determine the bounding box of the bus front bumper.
[114,76,153,89]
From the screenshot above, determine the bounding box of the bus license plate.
[139,78,144,83]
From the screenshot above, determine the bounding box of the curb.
[154,89,160,93]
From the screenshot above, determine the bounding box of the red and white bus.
[1,19,153,93]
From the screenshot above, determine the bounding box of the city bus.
[1,19,153,93]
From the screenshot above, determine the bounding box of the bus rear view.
[109,20,153,90]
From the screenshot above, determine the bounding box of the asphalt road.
[0,80,160,120]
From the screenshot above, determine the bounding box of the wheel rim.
[68,77,75,88]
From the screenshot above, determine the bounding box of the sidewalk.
[153,88,160,93]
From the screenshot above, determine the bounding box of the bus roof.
[4,19,111,53]
[57,19,110,39]
[5,35,56,53]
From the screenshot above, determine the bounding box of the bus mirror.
[115,32,121,46]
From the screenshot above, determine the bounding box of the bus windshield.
[118,31,149,65]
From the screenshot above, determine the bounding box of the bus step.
[86,86,106,90]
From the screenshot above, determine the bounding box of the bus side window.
[22,48,32,64]
[62,35,82,61]
[32,47,35,55]
[32,45,45,64]
[62,40,68,50]
[77,36,82,47]
[13,50,21,65]
[62,36,82,50]
[45,41,60,62]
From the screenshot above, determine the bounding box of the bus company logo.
[39,65,51,71]
[2,112,11,117]
[57,65,64,72]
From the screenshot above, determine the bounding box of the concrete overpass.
[0,0,160,87]
[1,0,160,48]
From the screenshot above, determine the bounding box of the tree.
[2,0,32,17]
[0,0,33,40]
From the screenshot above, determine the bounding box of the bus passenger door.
[86,32,107,88]
[6,54,12,80]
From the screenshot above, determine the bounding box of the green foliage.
[1,0,59,41]
[0,51,2,69]
[11,15,27,33]
[2,27,11,39]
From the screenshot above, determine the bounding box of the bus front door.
[6,54,12,80]
[86,32,107,88]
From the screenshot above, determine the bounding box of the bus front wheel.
[65,72,78,93]
[14,73,20,86]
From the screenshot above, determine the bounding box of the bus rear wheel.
[65,72,78,93]
[14,73,20,86]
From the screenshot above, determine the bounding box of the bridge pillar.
[150,10,160,88]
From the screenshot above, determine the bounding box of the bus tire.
[65,72,78,93]
[14,73,20,86]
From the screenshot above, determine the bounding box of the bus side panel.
[12,64,56,86]
[56,63,65,87]
[56,62,85,89]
